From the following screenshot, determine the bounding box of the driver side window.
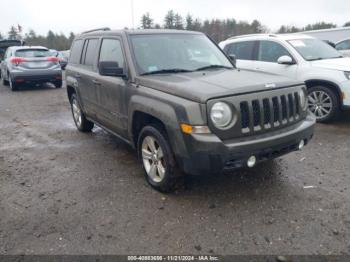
[99,38,124,66]
[258,41,291,63]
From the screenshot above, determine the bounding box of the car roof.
[76,29,203,39]
[222,33,315,43]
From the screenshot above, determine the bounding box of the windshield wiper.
[308,57,324,61]
[141,68,193,76]
[195,65,233,71]
[309,55,343,61]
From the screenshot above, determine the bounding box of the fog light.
[298,140,305,150]
[247,156,257,168]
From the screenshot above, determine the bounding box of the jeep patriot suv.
[66,28,315,192]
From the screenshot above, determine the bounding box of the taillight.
[47,56,59,63]
[10,57,27,65]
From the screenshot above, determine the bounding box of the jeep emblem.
[265,83,276,88]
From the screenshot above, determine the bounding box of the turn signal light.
[180,124,210,134]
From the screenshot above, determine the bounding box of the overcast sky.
[1,0,349,36]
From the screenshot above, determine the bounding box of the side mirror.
[277,55,295,65]
[228,54,237,67]
[99,61,125,77]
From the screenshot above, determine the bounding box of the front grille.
[238,91,301,134]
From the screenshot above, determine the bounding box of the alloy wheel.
[72,98,82,127]
[141,136,166,183]
[308,90,333,120]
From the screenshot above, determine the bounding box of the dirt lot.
[0,82,350,255]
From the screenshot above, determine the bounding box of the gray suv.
[66,28,315,192]
[0,46,62,91]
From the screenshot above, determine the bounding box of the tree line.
[1,11,350,49]
[0,26,75,51]
[141,10,350,42]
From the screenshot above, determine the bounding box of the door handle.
[75,73,81,79]
[92,79,101,86]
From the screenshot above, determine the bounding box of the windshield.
[15,49,51,58]
[288,38,342,61]
[130,34,233,75]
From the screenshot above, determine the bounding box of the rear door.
[94,37,128,136]
[223,41,257,70]
[74,38,100,118]
[254,40,298,79]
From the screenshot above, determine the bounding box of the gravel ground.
[0,82,350,255]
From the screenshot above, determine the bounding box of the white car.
[219,34,350,122]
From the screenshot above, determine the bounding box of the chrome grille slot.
[252,100,260,128]
[294,92,300,116]
[272,97,280,124]
[262,99,271,126]
[240,102,250,131]
[280,95,288,122]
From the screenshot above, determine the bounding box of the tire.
[54,80,62,88]
[307,86,339,123]
[137,124,181,193]
[9,76,18,91]
[70,93,94,132]
[1,72,9,86]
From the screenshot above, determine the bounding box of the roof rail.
[227,33,277,40]
[81,27,111,34]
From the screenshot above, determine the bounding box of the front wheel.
[308,86,339,123]
[70,93,94,132]
[138,125,181,193]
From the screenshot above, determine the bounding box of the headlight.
[299,89,307,110]
[210,102,233,129]
[344,71,350,80]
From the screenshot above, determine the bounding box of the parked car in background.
[65,28,315,192]
[299,26,350,44]
[0,46,62,91]
[219,34,350,122]
[49,49,68,70]
[0,39,24,78]
[335,38,350,57]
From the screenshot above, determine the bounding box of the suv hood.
[311,57,350,71]
[136,69,302,103]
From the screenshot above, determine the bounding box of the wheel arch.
[304,79,343,107]
[66,85,76,102]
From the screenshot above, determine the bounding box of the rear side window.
[15,49,50,58]
[258,41,291,63]
[336,39,350,50]
[99,39,124,66]
[83,39,99,66]
[226,41,255,60]
[69,40,84,64]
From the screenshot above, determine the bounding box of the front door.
[253,40,298,79]
[94,37,128,136]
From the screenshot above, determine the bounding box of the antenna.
[131,0,135,29]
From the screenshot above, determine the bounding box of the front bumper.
[177,114,316,175]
